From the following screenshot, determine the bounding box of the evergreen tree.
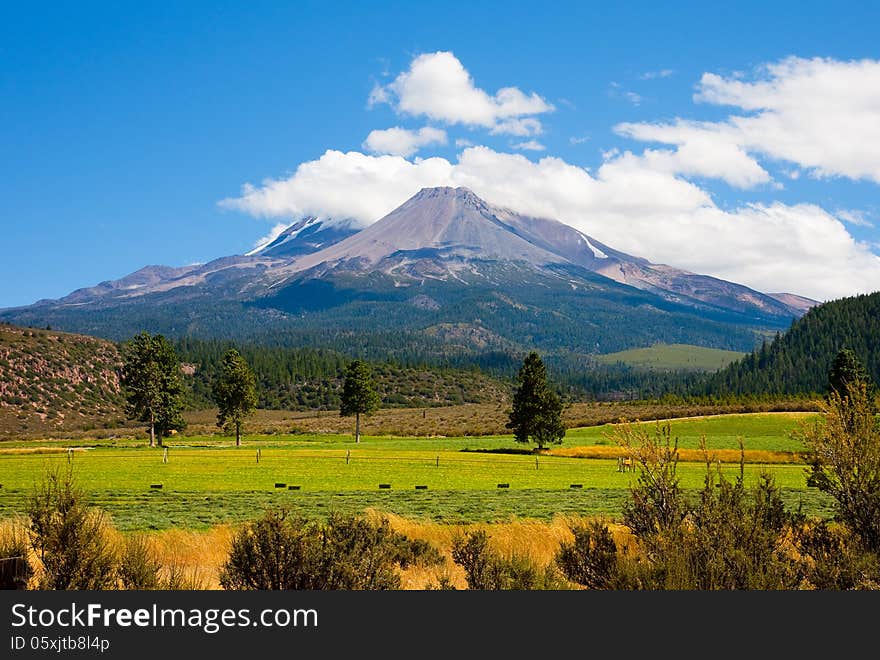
[120,331,186,447]
[828,348,872,400]
[212,348,258,446]
[506,352,566,451]
[340,360,380,444]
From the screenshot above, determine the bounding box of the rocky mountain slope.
[0,323,126,435]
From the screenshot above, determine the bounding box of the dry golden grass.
[549,445,802,464]
[375,510,629,589]
[143,526,234,590]
[0,447,88,455]
[1,517,233,590]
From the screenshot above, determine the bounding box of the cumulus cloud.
[363,126,447,157]
[220,150,455,222]
[618,56,880,185]
[615,120,771,188]
[370,51,553,135]
[221,146,880,301]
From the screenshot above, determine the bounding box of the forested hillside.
[695,292,880,396]
[173,337,511,410]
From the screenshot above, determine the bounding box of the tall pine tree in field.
[121,331,186,448]
[212,348,258,446]
[340,360,380,444]
[506,352,566,451]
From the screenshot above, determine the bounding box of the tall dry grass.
[371,511,630,589]
[549,445,801,464]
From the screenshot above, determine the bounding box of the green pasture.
[0,447,811,493]
[0,412,829,530]
[594,343,747,371]
[566,412,816,452]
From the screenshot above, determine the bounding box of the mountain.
[262,187,807,320]
[0,187,813,363]
[246,216,364,258]
[696,291,880,396]
[0,323,126,435]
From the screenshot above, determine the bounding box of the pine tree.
[506,352,566,451]
[212,348,258,447]
[120,332,186,447]
[340,360,380,444]
[828,348,872,400]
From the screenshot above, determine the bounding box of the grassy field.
[595,343,747,371]
[0,411,831,530]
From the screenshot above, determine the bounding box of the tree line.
[120,330,568,449]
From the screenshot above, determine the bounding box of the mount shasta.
[0,187,816,363]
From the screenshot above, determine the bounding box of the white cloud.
[569,135,590,145]
[222,146,880,301]
[367,83,390,107]
[371,51,553,135]
[363,126,447,157]
[220,150,455,222]
[619,56,880,185]
[512,140,545,151]
[455,138,474,148]
[837,209,874,228]
[489,117,543,136]
[615,120,771,188]
[639,69,674,80]
[608,82,643,106]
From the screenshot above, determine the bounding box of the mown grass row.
[0,487,836,532]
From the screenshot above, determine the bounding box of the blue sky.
[2,1,880,307]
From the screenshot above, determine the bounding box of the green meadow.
[0,412,829,530]
[594,343,748,371]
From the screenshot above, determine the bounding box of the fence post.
[346,450,351,465]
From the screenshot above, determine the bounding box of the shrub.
[795,520,880,590]
[797,381,880,555]
[555,423,805,590]
[554,521,622,590]
[0,519,33,590]
[27,467,117,590]
[451,530,567,590]
[116,534,161,590]
[219,509,439,590]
